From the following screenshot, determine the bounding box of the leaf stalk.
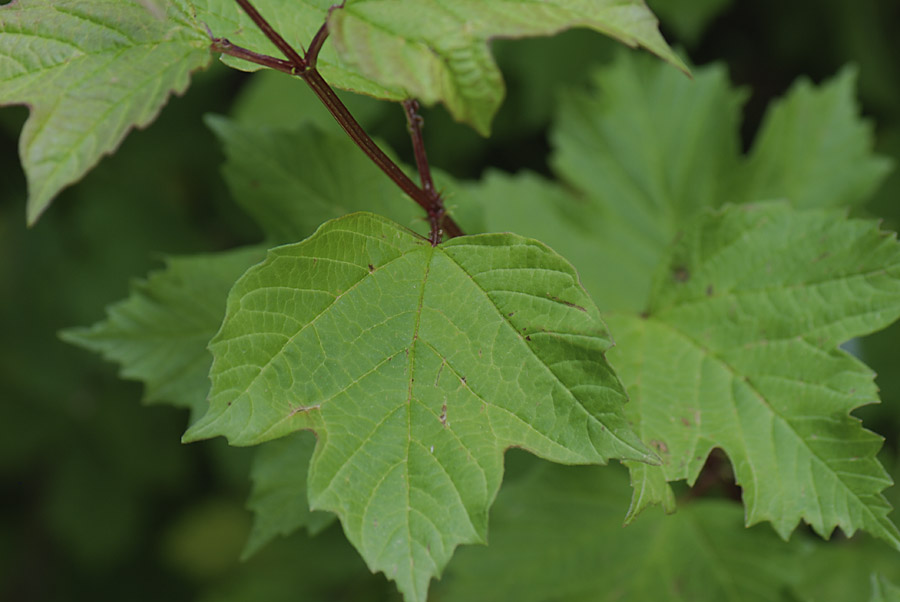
[214,0,463,245]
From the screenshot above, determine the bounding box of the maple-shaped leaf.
[542,51,888,312]
[453,53,900,548]
[0,0,211,223]
[194,0,686,135]
[435,458,803,602]
[606,202,900,547]
[61,247,264,419]
[184,212,654,602]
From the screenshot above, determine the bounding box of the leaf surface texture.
[193,0,686,134]
[0,0,210,221]
[185,212,653,600]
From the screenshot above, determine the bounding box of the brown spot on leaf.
[706,285,714,296]
[650,439,669,454]
[368,263,375,273]
[439,403,448,427]
[673,266,690,282]
[547,294,586,312]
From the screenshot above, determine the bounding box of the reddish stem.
[403,100,462,244]
[217,0,463,245]
[234,0,306,68]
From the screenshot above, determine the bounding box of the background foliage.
[2,0,900,600]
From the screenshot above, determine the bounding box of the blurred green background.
[2,0,899,600]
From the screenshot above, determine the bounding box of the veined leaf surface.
[185,212,654,601]
[194,0,686,135]
[0,0,211,222]
[608,203,900,549]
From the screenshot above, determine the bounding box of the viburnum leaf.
[183,212,655,602]
[194,0,686,135]
[61,247,264,419]
[551,52,892,311]
[737,67,893,210]
[554,52,744,310]
[243,430,336,558]
[434,458,803,602]
[0,0,211,223]
[606,202,900,547]
[446,52,900,551]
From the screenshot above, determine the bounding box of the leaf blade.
[0,0,211,222]
[611,203,900,548]
[185,212,652,601]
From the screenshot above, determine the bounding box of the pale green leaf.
[243,431,335,558]
[206,116,423,243]
[194,0,686,135]
[0,0,211,223]
[435,457,802,602]
[606,202,900,549]
[739,67,894,210]
[184,212,654,601]
[61,247,264,419]
[328,0,688,135]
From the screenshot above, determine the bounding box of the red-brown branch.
[211,0,463,245]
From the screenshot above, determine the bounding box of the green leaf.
[435,457,803,602]
[461,52,746,311]
[458,53,890,314]
[206,116,423,244]
[452,55,900,547]
[184,212,655,601]
[328,0,688,135]
[194,0,686,135]
[0,0,211,223]
[738,67,894,210]
[243,431,335,558]
[61,247,265,419]
[870,575,900,602]
[607,202,900,548]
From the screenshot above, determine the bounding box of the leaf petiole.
[214,0,464,245]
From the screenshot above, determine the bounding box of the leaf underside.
[194,0,686,135]
[185,212,655,601]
